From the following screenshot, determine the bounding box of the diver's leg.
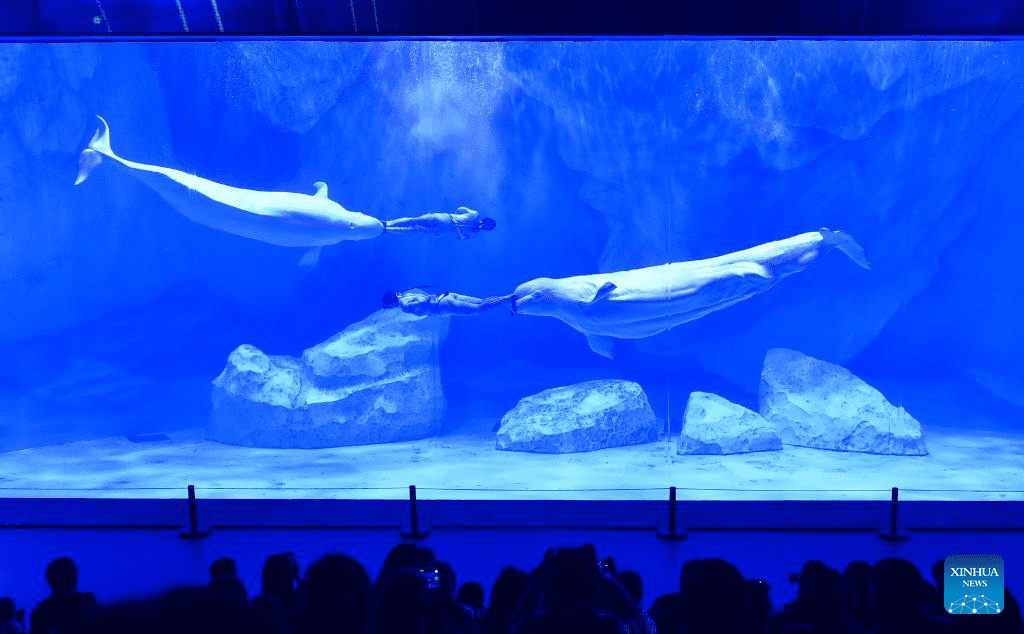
[382,212,451,234]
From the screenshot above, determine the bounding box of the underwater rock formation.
[495,380,658,453]
[207,310,449,448]
[759,348,927,455]
[678,391,782,455]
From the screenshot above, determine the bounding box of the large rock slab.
[496,380,658,453]
[759,348,927,455]
[678,391,782,455]
[208,310,449,448]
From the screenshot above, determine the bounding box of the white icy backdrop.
[1,40,1023,448]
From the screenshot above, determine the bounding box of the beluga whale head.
[307,181,385,243]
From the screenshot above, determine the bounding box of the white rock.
[678,391,781,455]
[759,348,927,455]
[208,310,449,448]
[496,380,658,453]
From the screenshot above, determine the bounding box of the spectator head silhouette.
[870,558,929,627]
[488,567,529,616]
[262,553,299,599]
[209,558,237,581]
[45,557,79,596]
[1002,589,1024,632]
[678,558,745,634]
[380,543,435,581]
[648,592,683,634]
[456,582,484,617]
[206,557,246,604]
[796,560,851,627]
[844,560,876,630]
[844,560,872,586]
[305,553,370,634]
[0,598,15,622]
[480,566,528,634]
[538,544,601,611]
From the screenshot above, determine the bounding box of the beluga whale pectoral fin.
[586,334,616,359]
[313,182,329,198]
[298,247,323,270]
[75,115,114,186]
[589,282,617,305]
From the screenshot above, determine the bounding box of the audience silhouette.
[207,557,248,605]
[29,557,97,634]
[18,550,1022,634]
[0,597,25,634]
[457,582,485,620]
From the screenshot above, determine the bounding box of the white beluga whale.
[384,229,870,358]
[75,116,495,268]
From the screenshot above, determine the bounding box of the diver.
[382,207,497,240]
[382,288,516,317]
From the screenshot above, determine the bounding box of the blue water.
[1,40,1022,497]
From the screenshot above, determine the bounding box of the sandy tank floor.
[0,423,1022,500]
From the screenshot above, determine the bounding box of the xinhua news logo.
[944,554,1004,615]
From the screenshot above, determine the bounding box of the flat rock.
[208,310,449,448]
[678,391,782,455]
[759,348,927,455]
[496,380,658,453]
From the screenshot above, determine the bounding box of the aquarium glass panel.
[1,40,1022,500]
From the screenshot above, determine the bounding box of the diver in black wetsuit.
[381,207,497,240]
[382,289,516,316]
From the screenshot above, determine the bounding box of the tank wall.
[1,41,1023,450]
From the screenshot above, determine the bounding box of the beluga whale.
[75,116,495,268]
[382,229,870,358]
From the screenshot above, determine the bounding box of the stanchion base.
[655,528,688,541]
[400,507,431,540]
[878,530,910,542]
[656,507,688,540]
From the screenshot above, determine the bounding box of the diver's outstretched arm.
[382,207,496,240]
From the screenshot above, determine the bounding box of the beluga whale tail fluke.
[820,228,870,270]
[75,115,113,186]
